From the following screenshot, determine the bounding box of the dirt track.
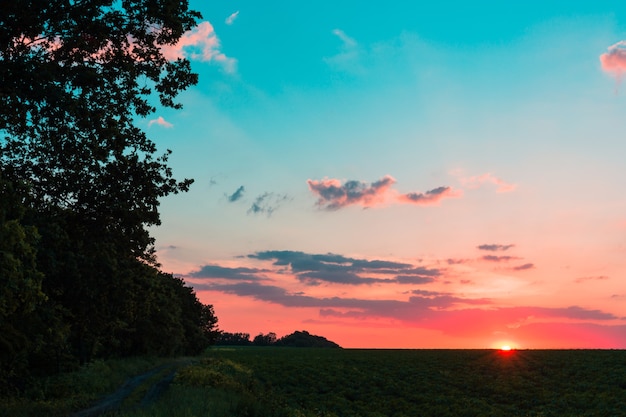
[71,359,192,417]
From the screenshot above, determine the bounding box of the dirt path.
[70,358,193,417]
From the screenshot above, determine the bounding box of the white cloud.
[324,29,361,73]
[332,29,357,48]
[225,11,240,25]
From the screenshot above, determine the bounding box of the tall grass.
[0,356,167,417]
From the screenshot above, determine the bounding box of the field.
[129,348,626,417]
[3,348,626,417]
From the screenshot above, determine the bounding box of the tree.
[216,332,252,346]
[0,0,215,372]
[253,332,277,346]
[1,0,199,263]
[274,331,341,348]
[0,171,46,388]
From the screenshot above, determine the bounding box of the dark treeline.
[0,1,219,392]
[216,331,341,348]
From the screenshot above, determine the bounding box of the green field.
[129,347,626,417]
[3,348,626,417]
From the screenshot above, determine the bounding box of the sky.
[145,0,626,349]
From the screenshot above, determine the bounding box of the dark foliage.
[274,331,341,348]
[252,332,277,346]
[216,332,252,346]
[0,0,218,391]
[216,330,340,349]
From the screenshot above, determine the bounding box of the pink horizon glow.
[167,246,626,349]
[195,290,626,349]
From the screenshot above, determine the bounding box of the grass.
[0,356,169,417]
[4,348,626,417]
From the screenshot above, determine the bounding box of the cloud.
[574,275,609,284]
[307,175,396,210]
[148,116,173,128]
[446,258,469,265]
[186,248,624,346]
[227,185,245,202]
[201,282,484,315]
[398,186,462,205]
[459,173,516,193]
[512,263,535,271]
[599,41,626,75]
[225,11,240,25]
[395,275,437,284]
[189,264,267,281]
[477,244,515,252]
[297,271,390,286]
[160,21,236,72]
[307,175,460,210]
[482,255,519,262]
[324,29,361,72]
[247,250,441,286]
[199,280,618,330]
[247,193,291,217]
[332,29,357,49]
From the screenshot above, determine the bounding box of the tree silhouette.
[0,1,217,383]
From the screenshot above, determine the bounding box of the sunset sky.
[146,0,626,349]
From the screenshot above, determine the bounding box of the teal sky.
[146,1,626,348]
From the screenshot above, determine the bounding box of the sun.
[500,345,512,351]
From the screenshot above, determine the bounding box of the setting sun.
[501,345,512,351]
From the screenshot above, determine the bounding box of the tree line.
[216,331,341,348]
[0,0,218,392]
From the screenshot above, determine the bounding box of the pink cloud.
[148,116,173,128]
[307,175,461,210]
[574,275,609,284]
[599,41,626,75]
[189,248,626,348]
[307,175,396,210]
[481,255,520,262]
[460,173,516,193]
[398,186,462,205]
[160,21,236,72]
[512,263,535,271]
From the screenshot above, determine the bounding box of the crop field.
[127,347,626,417]
[4,348,626,417]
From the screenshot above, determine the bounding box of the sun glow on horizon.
[501,345,512,351]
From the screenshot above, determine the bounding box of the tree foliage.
[253,332,277,346]
[1,0,199,262]
[216,331,341,349]
[216,332,252,346]
[0,172,46,386]
[274,331,340,348]
[0,0,218,389]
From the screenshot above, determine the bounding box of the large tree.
[0,0,198,260]
[0,0,217,372]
